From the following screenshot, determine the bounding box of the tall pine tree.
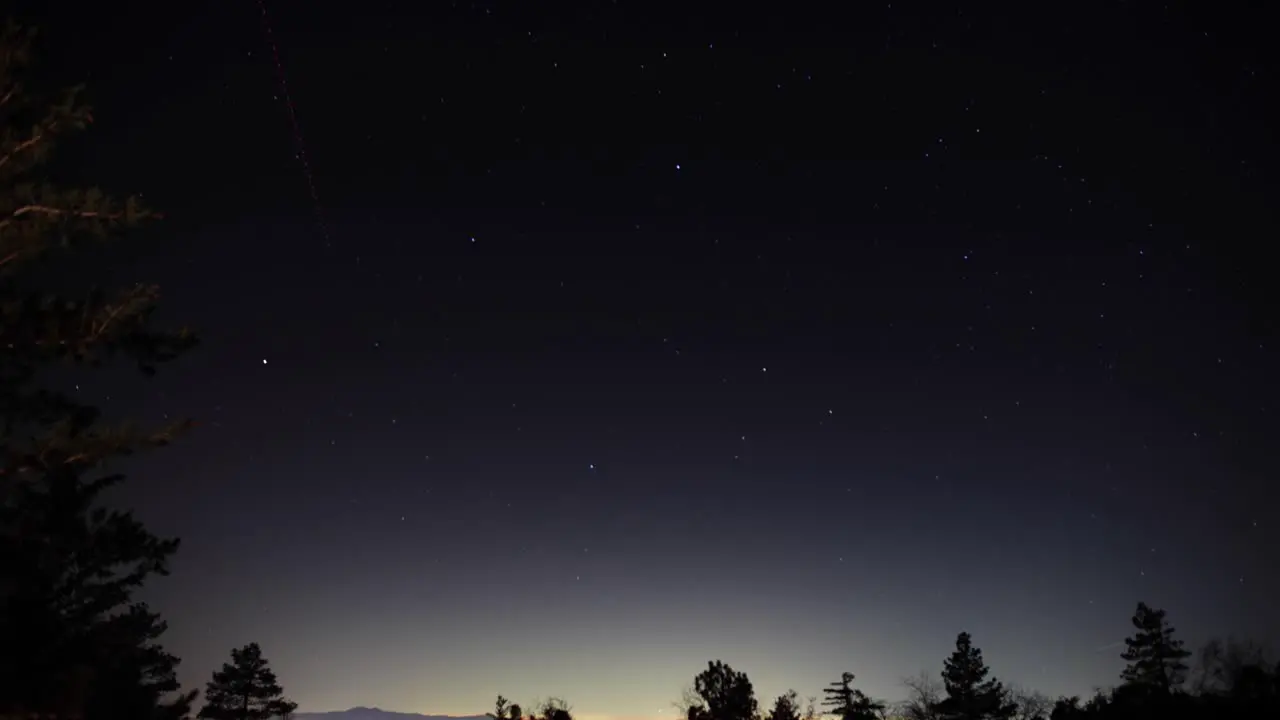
[0,18,198,720]
[822,672,885,720]
[198,644,297,720]
[931,633,1016,720]
[1119,602,1191,694]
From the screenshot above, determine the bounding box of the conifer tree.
[931,633,1016,720]
[1119,602,1191,694]
[822,672,885,720]
[766,690,802,720]
[687,661,759,720]
[0,18,197,720]
[198,644,297,720]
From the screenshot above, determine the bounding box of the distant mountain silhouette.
[294,708,490,720]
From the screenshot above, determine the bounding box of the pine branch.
[0,416,197,478]
[0,201,157,237]
[0,128,44,174]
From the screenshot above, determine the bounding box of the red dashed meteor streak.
[255,0,331,247]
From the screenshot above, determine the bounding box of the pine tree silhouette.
[687,661,759,720]
[932,633,1016,720]
[1119,602,1191,695]
[822,673,885,720]
[0,18,198,720]
[198,643,297,720]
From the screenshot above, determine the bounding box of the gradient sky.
[14,0,1278,717]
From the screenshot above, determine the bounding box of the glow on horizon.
[576,714,667,720]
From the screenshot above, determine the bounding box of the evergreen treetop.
[198,643,297,720]
[822,672,885,720]
[1119,602,1191,694]
[932,633,1015,720]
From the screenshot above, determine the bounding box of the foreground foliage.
[0,18,198,720]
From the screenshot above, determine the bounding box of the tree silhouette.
[1119,602,1191,694]
[899,671,942,720]
[932,633,1016,720]
[822,672,885,720]
[535,697,573,720]
[674,686,703,720]
[1228,661,1280,706]
[1185,638,1279,717]
[1189,637,1270,696]
[0,18,198,720]
[1006,687,1050,720]
[687,661,759,720]
[1040,604,1280,718]
[1046,696,1094,720]
[489,695,513,720]
[766,690,802,720]
[198,643,296,720]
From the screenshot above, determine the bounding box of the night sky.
[13,0,1278,717]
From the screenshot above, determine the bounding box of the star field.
[13,0,1278,717]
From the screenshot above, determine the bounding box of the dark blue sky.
[16,0,1278,715]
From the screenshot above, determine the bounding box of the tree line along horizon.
[1,17,1277,720]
